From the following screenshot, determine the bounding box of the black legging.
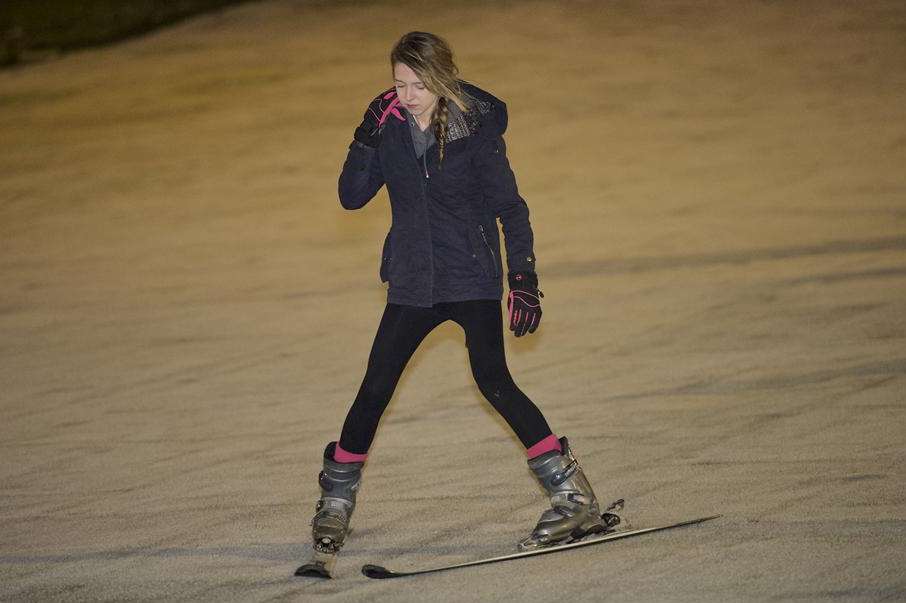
[338,300,553,454]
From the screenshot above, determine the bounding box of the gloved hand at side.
[507,271,543,337]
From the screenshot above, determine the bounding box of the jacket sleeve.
[473,134,537,274]
[338,141,385,210]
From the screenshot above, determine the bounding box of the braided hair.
[434,97,450,165]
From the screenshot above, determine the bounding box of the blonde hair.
[391,31,471,165]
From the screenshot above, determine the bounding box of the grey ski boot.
[518,436,609,551]
[312,441,363,552]
[296,442,363,578]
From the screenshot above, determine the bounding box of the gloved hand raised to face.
[507,271,543,337]
[353,90,406,148]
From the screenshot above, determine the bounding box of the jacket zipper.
[411,137,433,301]
[478,224,499,277]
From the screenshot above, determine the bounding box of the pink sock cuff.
[526,434,561,459]
[334,443,368,463]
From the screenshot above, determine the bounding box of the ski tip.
[362,564,397,579]
[675,514,722,528]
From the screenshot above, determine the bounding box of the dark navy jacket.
[338,82,536,308]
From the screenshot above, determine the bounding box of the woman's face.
[393,62,438,121]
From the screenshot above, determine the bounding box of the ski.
[361,514,721,579]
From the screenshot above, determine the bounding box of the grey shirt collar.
[405,101,465,158]
[406,109,435,158]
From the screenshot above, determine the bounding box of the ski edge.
[361,514,722,579]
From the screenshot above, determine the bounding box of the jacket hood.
[459,81,508,138]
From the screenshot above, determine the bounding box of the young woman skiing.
[308,31,609,564]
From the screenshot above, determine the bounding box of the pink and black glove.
[353,90,405,148]
[507,271,543,337]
